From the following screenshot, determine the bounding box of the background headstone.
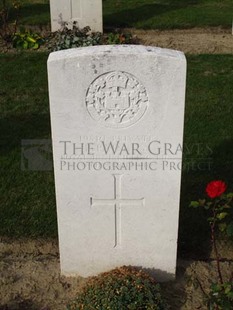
[48,45,186,281]
[49,0,103,32]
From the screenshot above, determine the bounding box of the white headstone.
[48,45,186,281]
[49,0,103,32]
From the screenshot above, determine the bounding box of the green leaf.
[216,212,228,220]
[23,41,28,49]
[224,285,231,294]
[27,36,36,43]
[218,223,227,232]
[32,43,39,50]
[189,201,199,208]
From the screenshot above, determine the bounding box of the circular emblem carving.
[86,71,149,128]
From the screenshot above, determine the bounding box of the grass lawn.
[3,0,233,29]
[0,52,233,258]
[0,52,57,238]
[104,0,233,29]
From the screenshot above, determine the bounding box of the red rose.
[206,180,227,198]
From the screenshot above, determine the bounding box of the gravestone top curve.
[48,45,185,62]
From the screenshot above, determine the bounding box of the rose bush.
[190,180,233,309]
[206,180,227,199]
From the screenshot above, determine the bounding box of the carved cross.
[91,174,145,247]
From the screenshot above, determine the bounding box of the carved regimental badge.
[86,71,149,128]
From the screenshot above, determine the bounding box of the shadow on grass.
[0,113,51,154]
[104,1,199,28]
[178,171,211,260]
[178,139,233,260]
[212,139,233,183]
[0,113,56,238]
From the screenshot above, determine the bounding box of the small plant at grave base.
[105,31,133,45]
[12,28,43,49]
[12,30,44,50]
[50,23,102,51]
[190,180,233,309]
[48,22,134,51]
[67,266,167,310]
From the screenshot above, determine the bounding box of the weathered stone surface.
[48,45,186,280]
[49,0,102,32]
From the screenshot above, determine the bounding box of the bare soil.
[129,27,233,54]
[0,238,86,310]
[0,237,232,310]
